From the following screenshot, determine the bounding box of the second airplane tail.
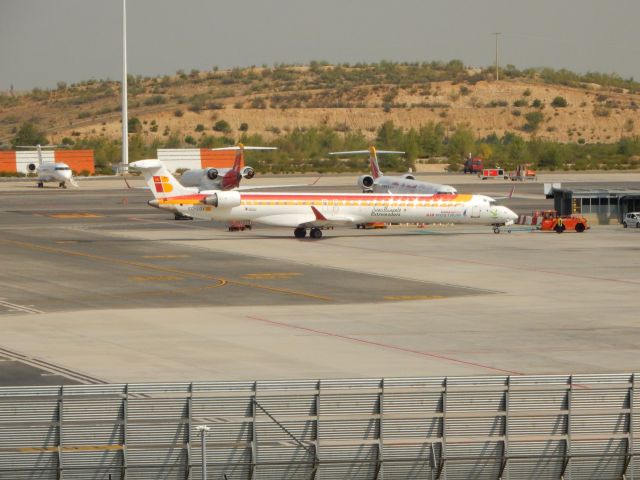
[130,159,195,199]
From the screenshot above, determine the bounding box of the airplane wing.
[235,177,321,191]
[254,207,361,228]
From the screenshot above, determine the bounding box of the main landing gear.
[294,227,323,239]
[59,182,67,189]
[37,182,44,188]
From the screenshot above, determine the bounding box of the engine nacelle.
[202,190,242,208]
[241,166,255,179]
[205,168,219,180]
[28,163,37,172]
[403,173,415,180]
[357,175,375,191]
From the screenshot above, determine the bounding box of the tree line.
[8,120,640,175]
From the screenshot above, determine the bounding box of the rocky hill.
[1,63,639,149]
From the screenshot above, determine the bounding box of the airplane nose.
[507,208,518,220]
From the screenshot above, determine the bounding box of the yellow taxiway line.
[0,238,333,302]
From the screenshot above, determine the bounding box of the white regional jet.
[178,144,276,191]
[132,159,518,238]
[16,145,78,188]
[330,147,456,194]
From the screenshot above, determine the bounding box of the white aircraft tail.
[130,159,195,198]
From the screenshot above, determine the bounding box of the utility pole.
[493,32,501,81]
[197,425,210,480]
[121,0,128,173]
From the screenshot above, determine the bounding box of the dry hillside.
[1,64,639,146]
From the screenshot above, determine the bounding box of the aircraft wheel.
[310,228,323,239]
[493,227,500,234]
[294,227,307,238]
[37,182,44,188]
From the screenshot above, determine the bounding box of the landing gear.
[493,226,501,234]
[59,182,67,189]
[37,182,44,188]
[293,227,323,239]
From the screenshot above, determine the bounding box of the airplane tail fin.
[329,147,404,179]
[209,144,278,173]
[368,147,382,179]
[130,159,194,199]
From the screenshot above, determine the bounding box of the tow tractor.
[538,210,588,233]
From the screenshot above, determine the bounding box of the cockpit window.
[489,200,497,207]
[54,166,71,171]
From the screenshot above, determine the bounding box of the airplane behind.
[16,145,78,188]
[178,144,276,191]
[330,147,457,195]
[132,159,518,239]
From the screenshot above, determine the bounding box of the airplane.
[329,146,457,194]
[132,159,518,238]
[178,144,276,191]
[16,145,78,188]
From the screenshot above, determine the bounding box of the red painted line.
[245,314,522,375]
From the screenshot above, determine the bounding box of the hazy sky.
[2,0,640,91]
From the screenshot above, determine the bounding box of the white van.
[622,212,640,228]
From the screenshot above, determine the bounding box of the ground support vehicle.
[509,165,537,181]
[538,210,588,233]
[463,156,483,174]
[479,168,508,180]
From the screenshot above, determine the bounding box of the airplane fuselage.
[35,162,73,187]
[370,177,457,195]
[155,192,517,228]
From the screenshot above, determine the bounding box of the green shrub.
[551,96,568,107]
[523,111,544,131]
[213,120,231,133]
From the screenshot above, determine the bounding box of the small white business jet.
[132,159,518,239]
[16,145,78,188]
[330,146,456,194]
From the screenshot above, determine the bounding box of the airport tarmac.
[0,174,639,385]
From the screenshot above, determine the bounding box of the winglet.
[508,185,515,199]
[311,206,327,221]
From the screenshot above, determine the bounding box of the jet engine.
[28,163,37,172]
[241,166,255,179]
[403,173,415,180]
[202,190,242,208]
[205,168,219,180]
[357,175,375,191]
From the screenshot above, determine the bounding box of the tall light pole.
[197,425,210,480]
[121,0,128,173]
[493,32,501,81]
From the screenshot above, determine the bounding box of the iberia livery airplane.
[132,159,518,239]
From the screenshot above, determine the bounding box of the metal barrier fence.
[0,373,637,479]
